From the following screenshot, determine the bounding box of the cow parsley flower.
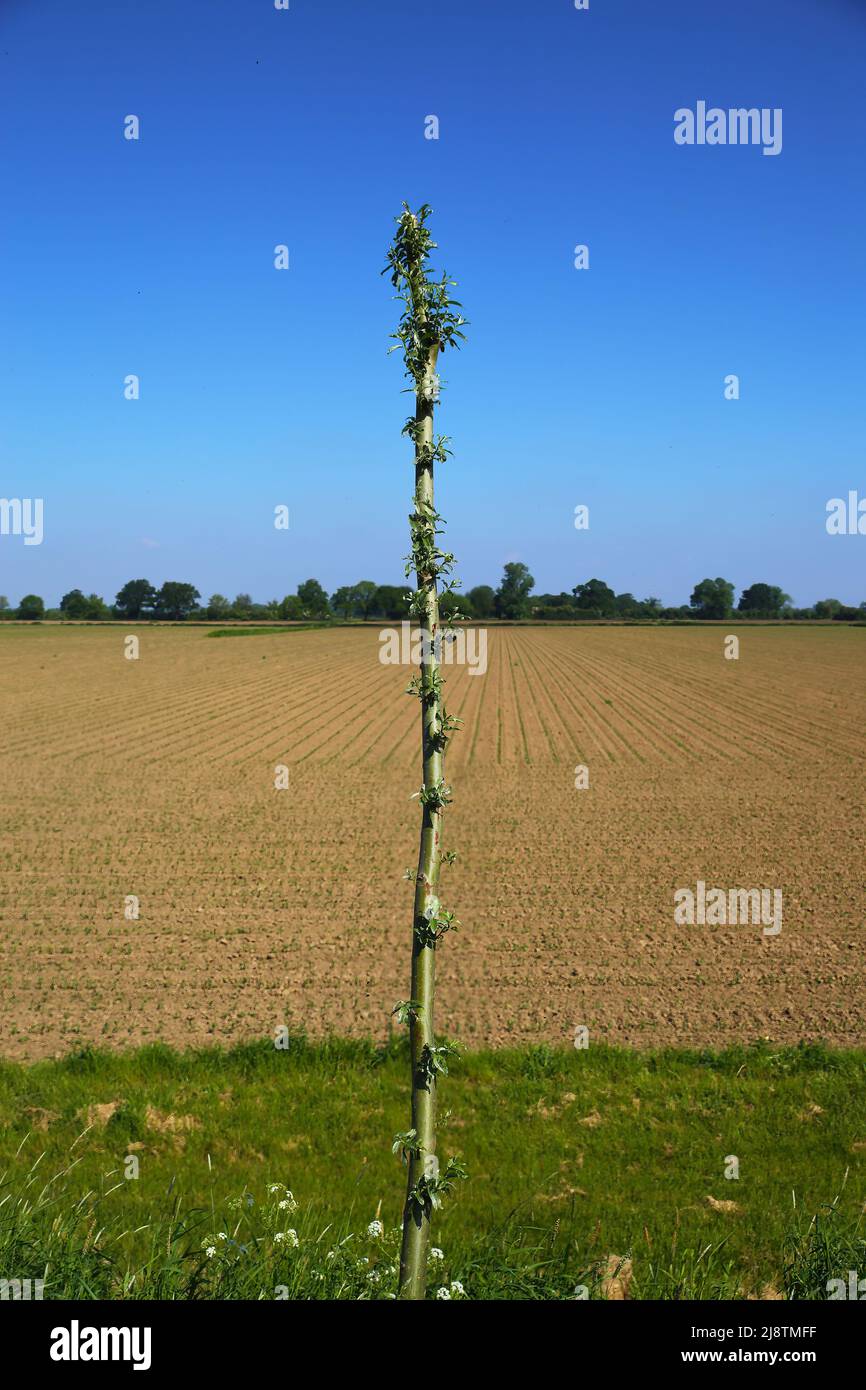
[268,1184,297,1212]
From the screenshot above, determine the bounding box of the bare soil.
[1,624,863,1061]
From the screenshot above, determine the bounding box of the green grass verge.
[1,1039,864,1299]
[205,623,335,638]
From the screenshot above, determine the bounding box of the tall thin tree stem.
[398,326,442,1299]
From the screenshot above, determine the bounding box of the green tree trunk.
[385,205,467,1301]
[399,339,442,1299]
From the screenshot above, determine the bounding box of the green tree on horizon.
[495,562,534,619]
[60,589,91,619]
[17,594,45,620]
[466,584,495,619]
[154,582,200,621]
[296,578,329,617]
[573,577,616,617]
[738,583,791,617]
[115,579,157,619]
[690,576,735,620]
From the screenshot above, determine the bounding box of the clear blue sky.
[1,0,864,608]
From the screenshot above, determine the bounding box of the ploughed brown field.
[1,623,864,1062]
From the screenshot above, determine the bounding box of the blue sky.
[1,0,864,607]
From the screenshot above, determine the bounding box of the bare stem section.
[384,205,468,1299]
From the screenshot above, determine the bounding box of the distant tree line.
[3,567,864,622]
